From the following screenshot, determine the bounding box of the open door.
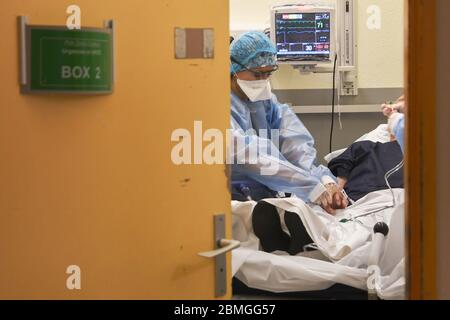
[0,0,231,299]
[405,0,437,300]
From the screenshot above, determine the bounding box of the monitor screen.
[275,12,331,61]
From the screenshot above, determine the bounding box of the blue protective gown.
[392,114,405,153]
[230,92,335,201]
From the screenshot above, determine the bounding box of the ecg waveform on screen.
[276,19,316,29]
[277,30,316,44]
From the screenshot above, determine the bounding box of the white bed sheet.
[232,189,406,300]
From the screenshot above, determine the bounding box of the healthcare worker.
[229,31,347,214]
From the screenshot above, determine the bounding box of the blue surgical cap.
[230,31,277,74]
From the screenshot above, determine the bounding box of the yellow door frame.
[405,0,437,300]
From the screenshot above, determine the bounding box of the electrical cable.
[340,158,405,223]
[329,53,338,154]
[384,159,405,208]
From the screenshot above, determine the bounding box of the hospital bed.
[231,125,406,300]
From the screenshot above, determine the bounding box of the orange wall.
[0,0,230,299]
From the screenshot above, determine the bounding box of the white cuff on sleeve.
[321,176,336,186]
[308,182,327,204]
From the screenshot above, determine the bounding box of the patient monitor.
[269,2,358,96]
[270,4,336,66]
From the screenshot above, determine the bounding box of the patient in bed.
[329,140,403,202]
[253,139,404,256]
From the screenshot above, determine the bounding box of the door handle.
[198,239,240,258]
[204,214,236,297]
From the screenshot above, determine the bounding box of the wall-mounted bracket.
[338,0,358,96]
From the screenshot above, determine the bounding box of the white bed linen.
[232,189,405,299]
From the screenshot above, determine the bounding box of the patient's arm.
[328,142,373,180]
[337,177,348,189]
[328,142,376,206]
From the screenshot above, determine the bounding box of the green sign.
[24,26,113,94]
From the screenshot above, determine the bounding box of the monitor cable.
[329,53,338,154]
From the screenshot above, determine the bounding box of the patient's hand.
[381,103,397,118]
[319,183,349,215]
[318,190,336,215]
[381,95,406,117]
[332,191,349,210]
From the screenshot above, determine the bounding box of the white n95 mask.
[237,78,272,102]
